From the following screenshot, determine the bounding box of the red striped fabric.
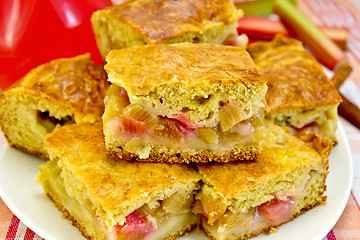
[5,215,20,240]
[327,230,337,240]
[352,192,360,210]
[24,228,36,240]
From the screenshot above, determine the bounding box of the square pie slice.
[91,0,242,59]
[194,125,332,240]
[36,123,201,240]
[0,54,109,159]
[103,42,267,163]
[247,35,342,142]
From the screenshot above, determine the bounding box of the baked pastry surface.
[91,0,242,58]
[247,35,342,141]
[37,123,201,240]
[195,125,332,240]
[104,43,267,163]
[0,54,109,159]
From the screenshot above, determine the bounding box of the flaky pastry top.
[105,43,265,96]
[197,125,332,199]
[5,54,109,120]
[247,35,342,112]
[44,123,200,219]
[92,0,240,43]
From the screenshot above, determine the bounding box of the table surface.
[1,0,360,239]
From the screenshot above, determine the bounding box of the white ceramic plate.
[0,122,352,240]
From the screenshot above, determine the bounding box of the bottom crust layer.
[107,145,260,164]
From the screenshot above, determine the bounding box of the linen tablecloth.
[1,0,360,239]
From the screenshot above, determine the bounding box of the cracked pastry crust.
[247,35,342,142]
[195,125,332,240]
[91,0,242,58]
[36,123,201,240]
[103,43,267,163]
[0,54,109,159]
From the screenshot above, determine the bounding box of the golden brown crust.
[247,35,342,112]
[44,123,201,216]
[300,131,334,157]
[0,54,109,159]
[197,125,331,199]
[93,0,240,43]
[103,43,267,144]
[197,125,329,240]
[106,43,265,94]
[9,54,109,120]
[107,145,260,164]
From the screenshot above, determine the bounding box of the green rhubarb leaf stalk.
[273,0,345,70]
[234,0,297,16]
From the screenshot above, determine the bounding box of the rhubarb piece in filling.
[247,35,342,142]
[194,125,333,240]
[103,43,267,163]
[91,0,242,59]
[0,53,109,159]
[36,123,201,240]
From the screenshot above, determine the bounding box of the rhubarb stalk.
[233,0,297,16]
[237,16,349,48]
[331,61,353,90]
[329,62,360,130]
[273,0,345,70]
[321,26,349,50]
[237,16,289,40]
[338,95,360,129]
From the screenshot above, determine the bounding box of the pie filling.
[39,161,323,240]
[286,120,337,141]
[104,85,265,158]
[193,168,323,238]
[272,107,338,140]
[194,195,296,237]
[36,110,75,133]
[39,159,198,240]
[109,192,198,240]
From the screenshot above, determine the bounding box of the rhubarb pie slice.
[103,43,267,163]
[194,125,332,240]
[0,54,109,159]
[91,0,242,59]
[36,123,201,240]
[247,35,342,142]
